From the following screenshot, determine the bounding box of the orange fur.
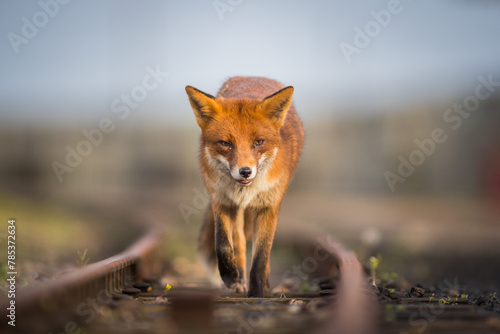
[186,77,304,297]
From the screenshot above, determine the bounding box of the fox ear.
[185,86,221,129]
[260,86,294,128]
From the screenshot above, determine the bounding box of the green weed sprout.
[77,248,90,267]
[368,256,381,286]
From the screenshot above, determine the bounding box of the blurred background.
[1,0,500,290]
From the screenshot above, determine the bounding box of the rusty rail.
[319,240,379,334]
[2,224,379,333]
[1,226,163,333]
[278,231,379,334]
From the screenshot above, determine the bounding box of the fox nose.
[239,167,252,179]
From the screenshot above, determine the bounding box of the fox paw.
[219,265,239,289]
[234,281,247,294]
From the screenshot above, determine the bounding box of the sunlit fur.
[186,77,304,297]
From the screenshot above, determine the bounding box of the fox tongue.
[238,179,252,184]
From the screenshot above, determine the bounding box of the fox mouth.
[236,179,253,185]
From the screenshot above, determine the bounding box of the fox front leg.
[214,206,240,289]
[232,208,247,293]
[248,207,279,298]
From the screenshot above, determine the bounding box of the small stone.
[380,287,391,296]
[389,291,406,300]
[475,296,489,306]
[370,285,380,295]
[475,296,484,306]
[133,282,152,292]
[289,299,305,306]
[410,287,425,298]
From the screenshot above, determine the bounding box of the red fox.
[185,77,304,297]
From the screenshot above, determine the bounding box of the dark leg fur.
[247,208,278,298]
[198,204,216,271]
[214,205,240,289]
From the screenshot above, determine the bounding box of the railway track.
[1,226,163,333]
[2,223,500,333]
[0,223,378,334]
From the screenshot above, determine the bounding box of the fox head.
[185,85,294,186]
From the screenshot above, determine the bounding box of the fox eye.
[219,140,232,148]
[254,139,264,147]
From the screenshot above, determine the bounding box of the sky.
[1,0,500,126]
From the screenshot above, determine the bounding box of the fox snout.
[230,165,257,185]
[239,167,252,178]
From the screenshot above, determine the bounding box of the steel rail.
[277,231,379,334]
[2,225,378,333]
[319,241,379,334]
[1,226,163,333]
